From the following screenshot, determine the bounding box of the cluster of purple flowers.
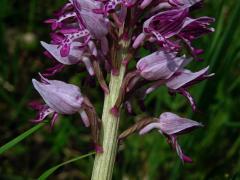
[31,0,214,162]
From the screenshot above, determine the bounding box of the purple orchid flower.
[136,51,189,81]
[32,74,90,128]
[133,8,189,49]
[136,51,213,111]
[133,5,214,54]
[139,112,203,163]
[40,28,97,76]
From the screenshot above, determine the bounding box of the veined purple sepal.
[137,51,188,81]
[32,75,90,127]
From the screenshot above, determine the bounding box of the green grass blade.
[0,122,46,155]
[206,3,225,61]
[196,1,240,104]
[38,152,95,180]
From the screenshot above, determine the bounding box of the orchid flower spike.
[32,74,90,128]
[31,0,215,169]
[139,112,203,163]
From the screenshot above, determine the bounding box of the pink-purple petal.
[158,112,203,135]
[41,41,84,65]
[137,51,186,81]
[32,77,84,115]
[166,66,210,90]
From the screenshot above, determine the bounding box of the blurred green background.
[0,0,240,179]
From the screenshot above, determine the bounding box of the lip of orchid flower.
[41,41,85,65]
[29,102,55,124]
[32,74,90,127]
[51,29,91,57]
[139,112,203,163]
[41,41,95,76]
[136,51,190,81]
[165,66,214,111]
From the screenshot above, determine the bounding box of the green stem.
[91,39,130,180]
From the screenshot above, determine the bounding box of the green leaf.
[0,122,46,155]
[38,152,95,180]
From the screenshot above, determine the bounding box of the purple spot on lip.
[60,44,70,57]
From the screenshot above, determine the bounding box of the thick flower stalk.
[31,0,215,179]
